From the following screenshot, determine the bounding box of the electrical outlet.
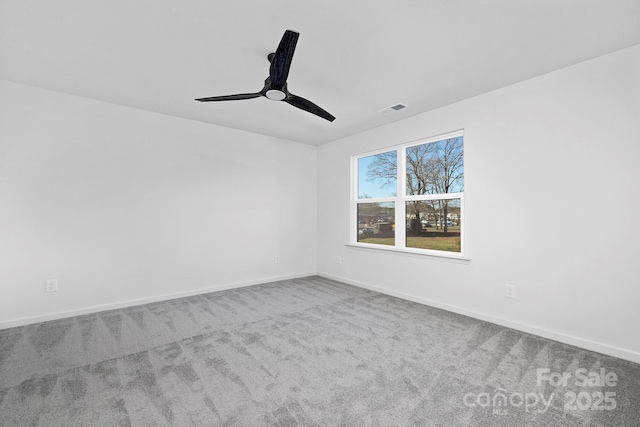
[275,255,280,264]
[505,284,515,299]
[337,256,342,264]
[45,279,58,293]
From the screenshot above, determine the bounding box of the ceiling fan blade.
[196,30,336,122]
[195,93,262,102]
[269,30,299,88]
[284,93,335,122]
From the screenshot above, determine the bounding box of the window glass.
[406,137,463,196]
[405,199,461,252]
[357,202,395,245]
[358,151,397,199]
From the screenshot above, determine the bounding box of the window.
[352,131,464,257]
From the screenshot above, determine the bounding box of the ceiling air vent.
[377,103,408,116]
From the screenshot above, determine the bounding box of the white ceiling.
[2,1,640,145]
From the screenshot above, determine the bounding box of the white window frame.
[350,130,467,260]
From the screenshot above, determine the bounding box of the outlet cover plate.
[505,284,515,299]
[45,279,58,293]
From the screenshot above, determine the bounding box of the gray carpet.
[0,276,638,426]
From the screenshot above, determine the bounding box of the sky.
[357,154,396,199]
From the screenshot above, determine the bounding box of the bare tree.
[367,137,463,234]
[366,151,397,189]
[406,144,437,232]
[423,138,464,232]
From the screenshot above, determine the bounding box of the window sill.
[345,243,471,263]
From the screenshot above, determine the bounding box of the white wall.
[0,80,317,327]
[317,45,640,362]
[2,45,639,363]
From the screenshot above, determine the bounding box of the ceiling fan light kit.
[196,30,335,122]
[265,89,287,101]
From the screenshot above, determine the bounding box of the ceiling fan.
[195,30,335,122]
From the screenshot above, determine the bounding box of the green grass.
[406,235,460,252]
[358,237,395,246]
[408,228,461,252]
[360,227,461,252]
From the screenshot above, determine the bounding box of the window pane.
[357,202,395,245]
[405,199,461,252]
[358,151,397,199]
[406,136,463,196]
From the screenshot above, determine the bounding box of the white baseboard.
[318,272,640,365]
[0,272,314,330]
